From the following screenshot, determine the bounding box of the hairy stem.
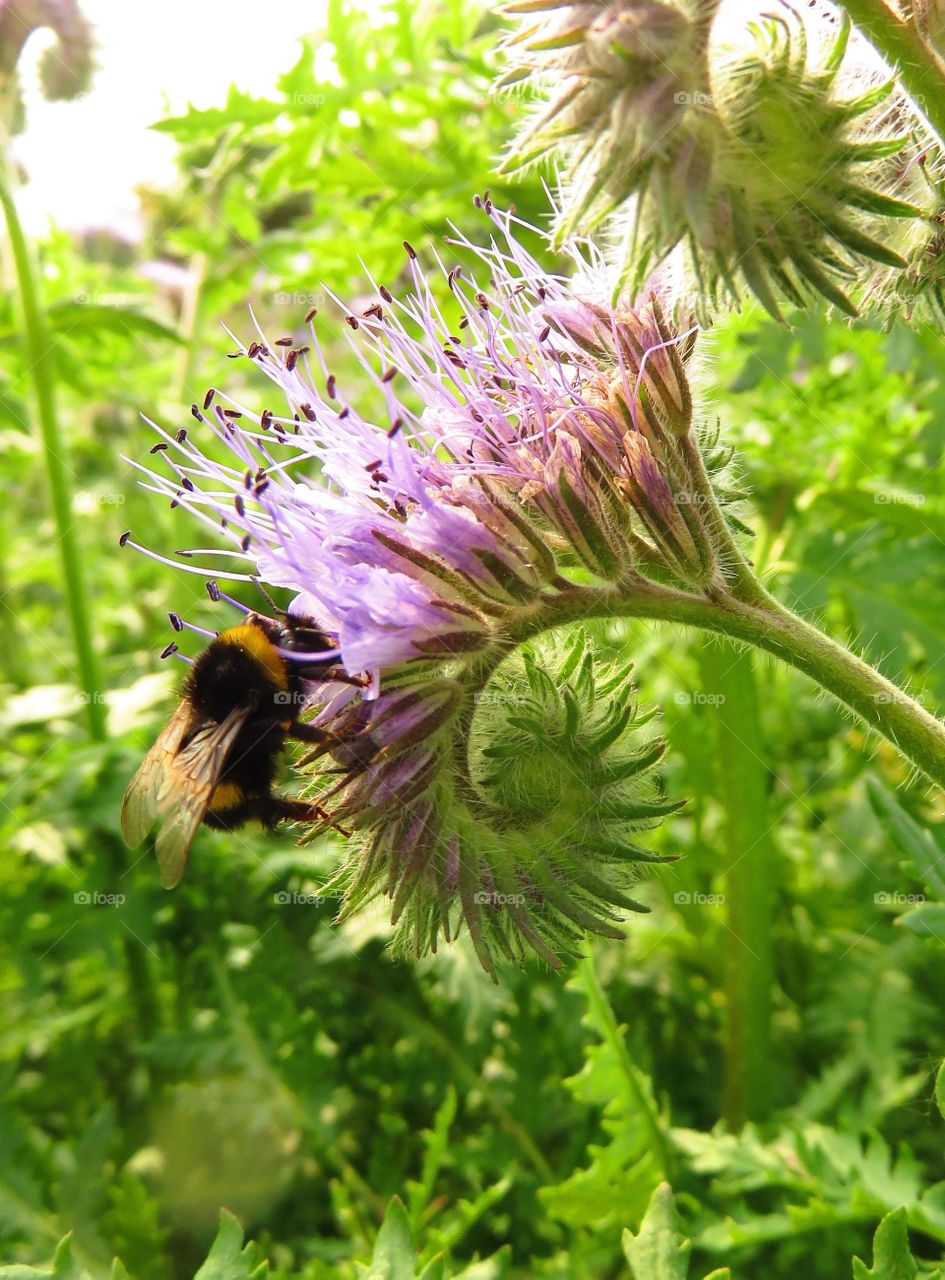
[520,576,945,790]
[843,0,945,144]
[0,149,105,740]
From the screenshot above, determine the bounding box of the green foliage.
[623,1184,729,1280]
[852,1209,944,1280]
[540,957,668,1233]
[2,1,945,1278]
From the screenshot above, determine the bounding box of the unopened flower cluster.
[500,0,931,318]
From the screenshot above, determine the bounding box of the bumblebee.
[121,607,358,888]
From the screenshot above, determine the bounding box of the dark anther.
[403,240,417,260]
[168,612,184,632]
[160,642,179,660]
[150,441,168,454]
[203,388,216,409]
[206,580,221,601]
[118,530,131,547]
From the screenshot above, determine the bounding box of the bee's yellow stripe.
[209,781,245,811]
[218,623,289,690]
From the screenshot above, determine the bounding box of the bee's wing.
[121,703,250,889]
[121,701,197,848]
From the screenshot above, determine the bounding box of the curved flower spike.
[307,631,682,976]
[123,205,704,971]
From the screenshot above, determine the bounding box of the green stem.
[0,150,105,740]
[697,639,776,1128]
[519,576,945,790]
[843,0,945,143]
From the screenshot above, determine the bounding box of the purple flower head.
[123,202,698,970]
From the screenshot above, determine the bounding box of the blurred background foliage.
[2,1,945,1277]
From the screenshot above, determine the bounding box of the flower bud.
[318,632,682,976]
[501,3,927,317]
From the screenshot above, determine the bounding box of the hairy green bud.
[314,631,682,977]
[500,2,928,318]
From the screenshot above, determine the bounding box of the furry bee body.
[121,612,351,886]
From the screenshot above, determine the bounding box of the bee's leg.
[289,721,339,746]
[291,720,380,772]
[296,665,371,687]
[272,795,351,838]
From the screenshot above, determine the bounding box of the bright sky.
[12,0,331,237]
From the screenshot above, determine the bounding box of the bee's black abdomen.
[204,799,256,831]
[205,791,307,832]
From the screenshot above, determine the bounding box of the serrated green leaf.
[896,903,945,942]
[868,780,945,900]
[852,1208,918,1279]
[360,1198,417,1280]
[406,1088,457,1230]
[540,957,667,1231]
[194,1211,267,1280]
[622,1183,690,1280]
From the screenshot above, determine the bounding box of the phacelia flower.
[500,2,928,318]
[124,204,704,972]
